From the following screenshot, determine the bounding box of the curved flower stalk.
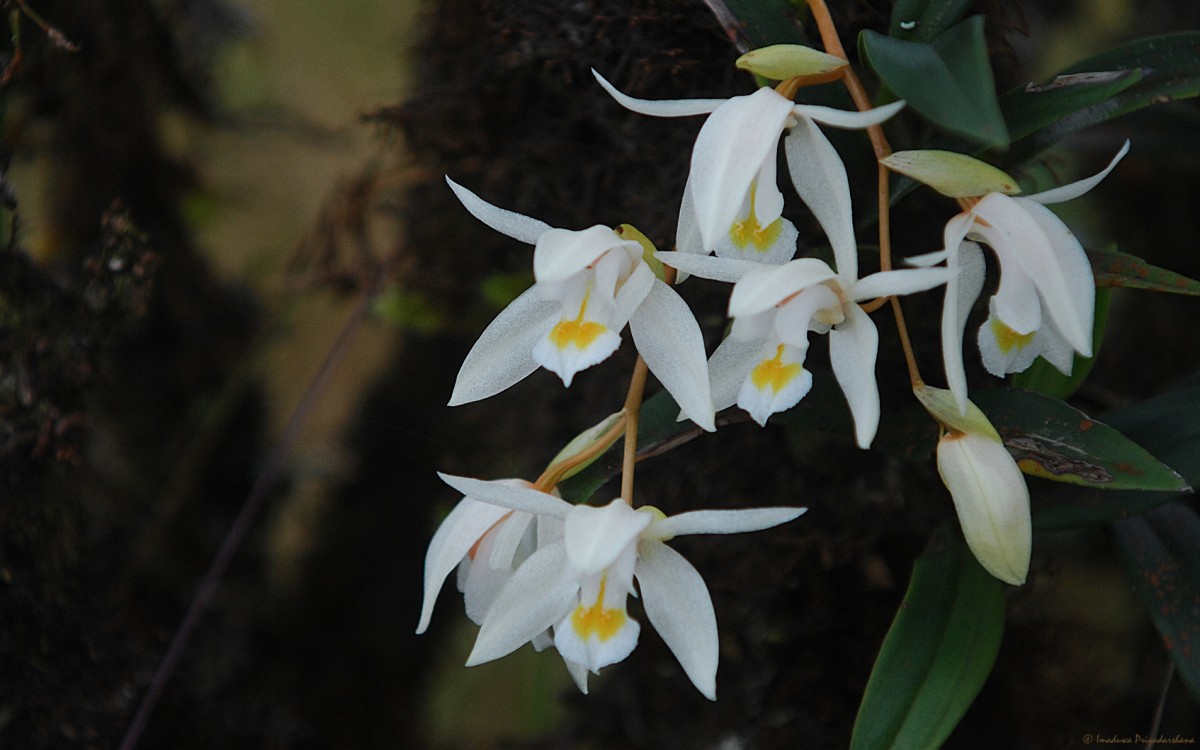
[445,178,715,431]
[436,473,806,700]
[915,386,1031,585]
[658,197,951,447]
[899,142,1130,413]
[593,70,903,268]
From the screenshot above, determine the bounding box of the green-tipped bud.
[615,223,666,281]
[735,44,847,81]
[545,410,625,482]
[913,384,1001,440]
[882,150,1021,198]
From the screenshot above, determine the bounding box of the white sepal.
[629,279,716,431]
[564,500,651,576]
[728,258,838,318]
[448,287,559,406]
[533,226,639,284]
[829,302,880,448]
[592,69,726,117]
[849,268,956,301]
[647,507,808,540]
[707,334,765,413]
[437,473,571,518]
[1026,139,1129,205]
[635,539,720,701]
[784,116,857,279]
[655,252,763,284]
[446,177,551,245]
[793,99,905,129]
[417,499,512,633]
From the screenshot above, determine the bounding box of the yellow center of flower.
[549,288,608,351]
[750,344,802,393]
[570,578,626,642]
[729,182,783,252]
[991,318,1036,354]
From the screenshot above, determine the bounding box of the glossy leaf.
[1089,246,1200,295]
[970,389,1187,494]
[1113,502,1200,702]
[1001,32,1200,163]
[888,0,975,42]
[851,527,1004,750]
[1000,69,1144,143]
[1011,288,1110,400]
[861,16,1009,147]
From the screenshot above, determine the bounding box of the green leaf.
[1011,288,1111,400]
[1089,246,1200,295]
[1113,502,1200,703]
[851,527,1004,750]
[718,0,810,50]
[888,0,975,42]
[861,16,1009,147]
[1001,32,1200,163]
[1000,69,1144,143]
[970,389,1188,495]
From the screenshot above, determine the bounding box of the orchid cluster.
[416,33,1128,699]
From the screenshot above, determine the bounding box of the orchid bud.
[882,150,1021,198]
[735,44,848,81]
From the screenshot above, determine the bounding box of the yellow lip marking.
[729,182,784,252]
[570,577,626,642]
[991,318,1036,354]
[549,288,609,351]
[750,344,802,393]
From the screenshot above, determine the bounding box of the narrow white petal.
[906,248,950,267]
[468,542,579,665]
[655,252,763,284]
[611,261,655,331]
[783,117,857,278]
[448,288,559,405]
[849,268,954,301]
[988,253,1042,335]
[649,507,807,539]
[635,541,719,700]
[417,499,512,633]
[446,177,551,245]
[630,280,716,431]
[938,433,1031,585]
[437,472,571,518]
[829,303,880,448]
[728,258,838,318]
[707,334,765,413]
[592,69,726,117]
[793,99,905,129]
[564,500,649,575]
[752,144,786,229]
[690,88,795,251]
[488,510,535,571]
[944,242,986,414]
[774,285,838,349]
[533,226,639,284]
[1017,198,1095,355]
[1027,139,1130,205]
[675,175,705,260]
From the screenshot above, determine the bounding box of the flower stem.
[808,0,925,389]
[534,412,628,492]
[620,355,651,504]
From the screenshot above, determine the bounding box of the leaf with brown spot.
[1089,246,1200,295]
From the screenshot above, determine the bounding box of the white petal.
[988,252,1042,335]
[611,260,655,331]
[792,99,905,129]
[906,248,950,267]
[977,300,1044,377]
[752,146,786,230]
[563,657,590,695]
[417,498,512,633]
[446,177,551,245]
[648,507,807,539]
[829,303,880,448]
[488,510,536,571]
[1027,140,1130,205]
[436,473,571,518]
[448,287,559,405]
[1017,198,1095,355]
[592,69,726,117]
[736,342,813,425]
[715,215,798,265]
[462,527,517,624]
[1032,313,1077,375]
[564,499,650,575]
[531,321,622,387]
[675,174,705,259]
[689,88,796,251]
[944,242,986,414]
[849,268,954,301]
[629,280,716,431]
[533,226,639,284]
[467,541,579,665]
[784,116,857,278]
[707,334,765,413]
[774,284,838,349]
[635,540,719,700]
[938,432,1031,585]
[655,252,763,284]
[728,258,838,318]
[554,596,641,673]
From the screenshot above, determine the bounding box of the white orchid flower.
[446,178,715,431]
[436,472,806,700]
[593,69,904,266]
[915,386,1030,585]
[909,142,1130,414]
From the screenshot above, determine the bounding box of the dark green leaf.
[861,16,1009,147]
[717,0,810,50]
[970,389,1188,494]
[1000,69,1144,142]
[1113,502,1200,702]
[888,0,975,42]
[850,527,1004,750]
[1001,32,1200,164]
[1089,246,1200,295]
[1011,288,1111,400]
[1023,374,1200,529]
